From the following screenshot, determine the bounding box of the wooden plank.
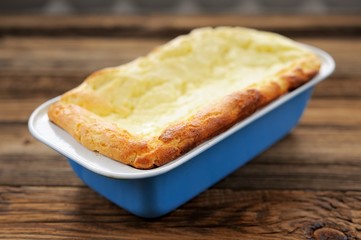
[0,98,48,123]
[1,122,360,189]
[0,122,83,186]
[312,79,361,99]
[0,37,161,72]
[0,152,82,187]
[301,99,361,127]
[0,186,360,239]
[2,15,360,30]
[0,15,360,38]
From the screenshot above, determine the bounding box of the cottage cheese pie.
[48,27,321,169]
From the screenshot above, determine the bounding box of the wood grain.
[1,14,361,240]
[0,187,360,239]
[0,15,360,38]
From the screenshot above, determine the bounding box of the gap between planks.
[0,15,360,38]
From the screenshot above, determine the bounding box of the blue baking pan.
[29,45,334,218]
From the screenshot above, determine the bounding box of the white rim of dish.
[28,45,335,179]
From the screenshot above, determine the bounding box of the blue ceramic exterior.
[67,87,314,218]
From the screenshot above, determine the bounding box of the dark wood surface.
[1,15,361,239]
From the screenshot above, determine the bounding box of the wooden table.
[1,15,360,239]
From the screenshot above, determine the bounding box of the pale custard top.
[64,27,313,137]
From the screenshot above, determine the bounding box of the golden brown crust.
[134,89,262,168]
[48,28,321,169]
[255,56,321,107]
[48,102,150,166]
[130,57,320,168]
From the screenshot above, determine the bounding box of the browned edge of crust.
[48,102,150,166]
[134,89,261,168]
[48,55,321,169]
[132,56,321,168]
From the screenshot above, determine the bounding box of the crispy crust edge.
[48,55,321,169]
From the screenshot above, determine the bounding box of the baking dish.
[29,45,334,218]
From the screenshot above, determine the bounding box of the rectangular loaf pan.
[29,45,334,218]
